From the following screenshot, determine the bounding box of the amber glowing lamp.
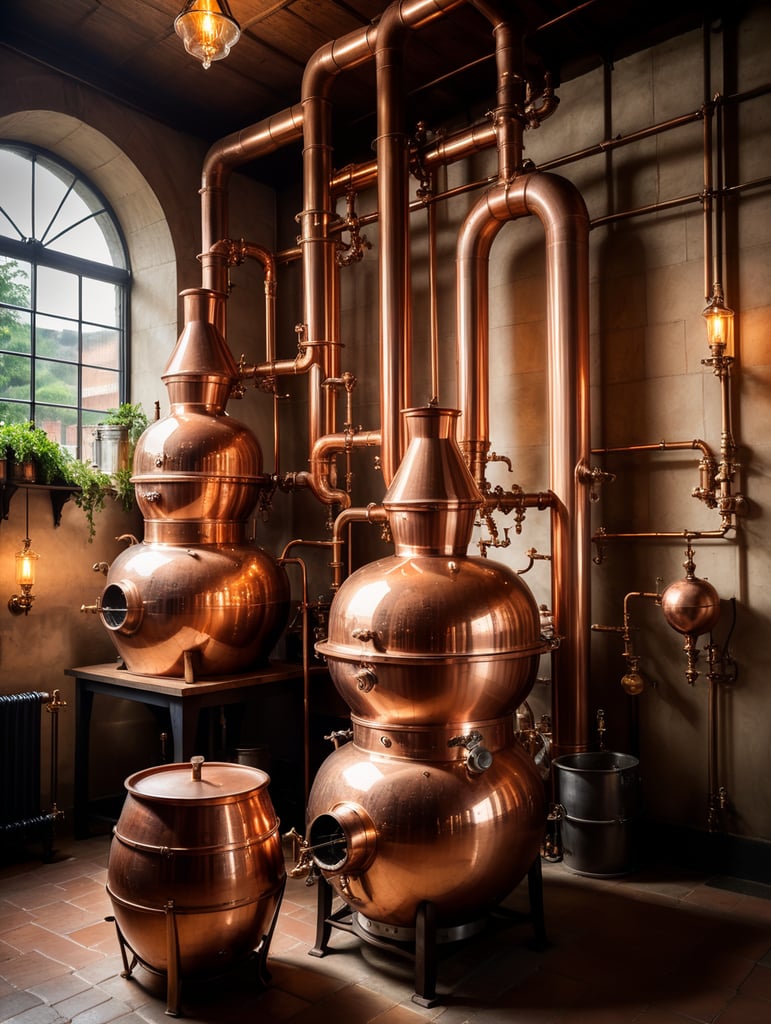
[702,282,734,359]
[9,537,39,616]
[174,0,241,70]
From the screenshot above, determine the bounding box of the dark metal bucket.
[553,751,641,877]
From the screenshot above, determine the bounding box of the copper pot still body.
[98,290,290,678]
[106,758,286,977]
[310,406,548,930]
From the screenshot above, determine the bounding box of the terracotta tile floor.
[1,831,771,1024]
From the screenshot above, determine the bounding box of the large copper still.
[98,289,290,678]
[106,757,285,1015]
[308,406,548,931]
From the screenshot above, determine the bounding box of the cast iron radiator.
[0,690,66,859]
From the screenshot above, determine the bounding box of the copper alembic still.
[292,405,551,1005]
[96,288,290,680]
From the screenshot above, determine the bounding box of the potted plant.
[92,402,149,475]
[0,421,72,484]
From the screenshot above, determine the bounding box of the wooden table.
[67,661,303,838]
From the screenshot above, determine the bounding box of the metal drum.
[554,751,641,877]
[106,757,285,1014]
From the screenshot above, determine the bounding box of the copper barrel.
[106,759,285,977]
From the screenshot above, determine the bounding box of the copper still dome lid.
[126,759,269,803]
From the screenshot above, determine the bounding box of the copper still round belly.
[306,719,545,928]
[100,542,290,677]
[106,760,285,977]
[316,553,545,724]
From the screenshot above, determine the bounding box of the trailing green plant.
[0,418,140,542]
[112,466,136,512]
[65,457,113,542]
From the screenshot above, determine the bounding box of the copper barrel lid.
[125,758,268,802]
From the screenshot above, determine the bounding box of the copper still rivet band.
[112,824,280,855]
[106,882,284,916]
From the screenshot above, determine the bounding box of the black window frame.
[0,141,131,458]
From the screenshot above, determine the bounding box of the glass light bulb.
[15,544,39,586]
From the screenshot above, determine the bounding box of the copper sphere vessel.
[661,574,721,637]
[307,717,545,928]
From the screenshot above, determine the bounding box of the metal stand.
[106,876,285,1016]
[309,857,547,1006]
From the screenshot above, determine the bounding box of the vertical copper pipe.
[301,25,379,452]
[374,0,466,486]
[703,102,714,301]
[457,173,591,755]
[427,183,440,401]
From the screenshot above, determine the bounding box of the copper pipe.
[595,526,732,542]
[592,439,714,458]
[539,108,706,174]
[208,238,278,363]
[277,545,321,807]
[301,25,380,450]
[328,503,388,590]
[457,172,590,755]
[330,119,497,197]
[703,97,715,301]
[426,182,440,400]
[374,2,410,486]
[200,105,304,299]
[293,429,381,507]
[374,0,466,485]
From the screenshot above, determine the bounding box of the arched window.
[0,142,130,458]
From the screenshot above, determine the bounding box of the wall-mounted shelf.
[0,481,78,528]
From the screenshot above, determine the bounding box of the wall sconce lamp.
[702,282,734,361]
[174,0,241,70]
[9,492,39,616]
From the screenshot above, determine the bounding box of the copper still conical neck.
[383,406,483,555]
[162,288,239,412]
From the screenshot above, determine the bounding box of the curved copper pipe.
[208,238,277,363]
[200,105,304,297]
[301,26,379,448]
[294,429,382,508]
[329,503,388,589]
[457,171,591,756]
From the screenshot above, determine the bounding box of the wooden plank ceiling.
[3,0,729,186]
